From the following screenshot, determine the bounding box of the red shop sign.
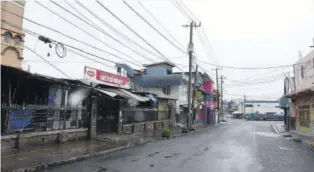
[84,66,130,89]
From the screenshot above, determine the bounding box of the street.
[44,119,314,172]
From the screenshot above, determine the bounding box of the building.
[1,0,26,68]
[131,62,186,124]
[238,100,283,115]
[131,61,216,125]
[286,49,314,134]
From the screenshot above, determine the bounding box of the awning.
[95,88,150,102]
[95,88,118,97]
[115,89,150,102]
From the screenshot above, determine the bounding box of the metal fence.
[122,108,170,124]
[1,104,89,135]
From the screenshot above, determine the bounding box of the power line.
[76,1,162,60]
[0,8,111,55]
[137,0,185,48]
[2,19,128,69]
[224,93,280,99]
[178,0,199,21]
[50,0,154,63]
[24,45,71,78]
[123,1,187,55]
[63,0,103,31]
[96,0,184,71]
[24,60,105,64]
[34,1,140,67]
[170,0,192,21]
[225,76,285,88]
[24,31,117,70]
[197,59,293,70]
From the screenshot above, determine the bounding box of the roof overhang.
[95,88,150,102]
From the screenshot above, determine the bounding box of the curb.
[11,124,219,171]
[271,125,280,134]
[289,132,314,152]
[12,139,153,172]
[299,139,314,152]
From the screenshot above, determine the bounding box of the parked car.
[246,113,267,120]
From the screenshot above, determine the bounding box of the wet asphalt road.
[45,119,314,172]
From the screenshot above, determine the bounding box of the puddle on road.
[147,151,160,157]
[279,146,293,150]
[255,132,280,138]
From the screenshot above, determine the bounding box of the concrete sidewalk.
[1,139,126,172]
[272,123,314,151]
[1,124,217,172]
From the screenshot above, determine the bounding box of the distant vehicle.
[232,111,243,119]
[225,114,232,118]
[265,113,284,121]
[246,113,266,120]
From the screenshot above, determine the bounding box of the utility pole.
[212,68,221,123]
[191,65,198,125]
[183,21,201,129]
[220,75,226,121]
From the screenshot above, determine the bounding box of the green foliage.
[190,125,196,131]
[181,127,189,133]
[162,128,171,138]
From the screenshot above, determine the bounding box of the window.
[4,32,11,43]
[162,86,171,95]
[14,35,22,46]
[166,69,172,74]
[245,104,253,107]
[299,105,310,127]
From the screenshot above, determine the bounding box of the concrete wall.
[1,1,25,68]
[122,120,170,134]
[1,128,88,150]
[146,64,172,76]
[294,49,314,93]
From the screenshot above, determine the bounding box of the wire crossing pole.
[183,21,201,129]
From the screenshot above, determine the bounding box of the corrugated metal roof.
[96,88,150,102]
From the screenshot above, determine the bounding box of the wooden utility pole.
[220,75,226,120]
[183,21,201,129]
[212,68,221,123]
[191,65,198,125]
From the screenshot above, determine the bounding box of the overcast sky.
[21,0,314,100]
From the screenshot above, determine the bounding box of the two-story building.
[286,49,314,134]
[238,100,283,116]
[1,0,26,68]
[131,61,216,125]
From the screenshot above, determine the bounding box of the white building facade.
[239,100,283,115]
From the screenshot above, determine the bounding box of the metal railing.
[1,104,89,135]
[122,108,170,124]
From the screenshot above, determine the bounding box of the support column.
[118,100,123,134]
[89,96,97,139]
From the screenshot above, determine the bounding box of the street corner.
[271,124,280,134]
